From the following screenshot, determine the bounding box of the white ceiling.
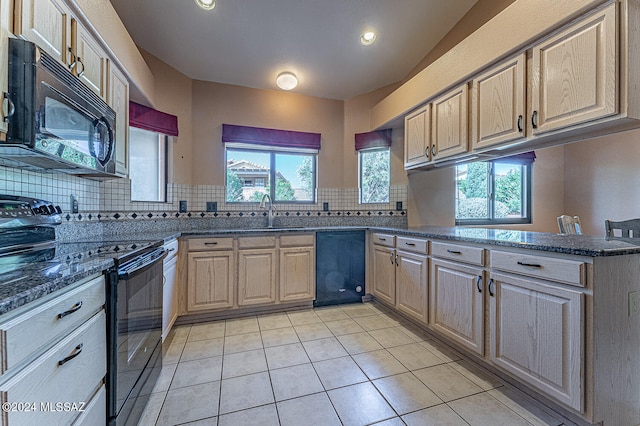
[109,0,478,100]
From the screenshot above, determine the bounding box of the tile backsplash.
[0,165,407,230]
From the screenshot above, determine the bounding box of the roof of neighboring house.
[227,159,288,182]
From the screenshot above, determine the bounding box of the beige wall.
[190,81,344,187]
[564,129,640,236]
[407,145,565,232]
[141,51,193,185]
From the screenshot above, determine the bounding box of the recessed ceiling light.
[195,0,215,11]
[360,31,376,45]
[276,72,298,90]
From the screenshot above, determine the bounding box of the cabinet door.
[471,54,526,150]
[280,247,315,302]
[187,251,235,311]
[238,249,276,306]
[489,272,584,411]
[72,19,107,98]
[432,84,469,160]
[162,254,178,341]
[18,0,71,66]
[404,105,430,167]
[395,250,428,323]
[531,3,617,135]
[108,64,129,176]
[0,0,11,134]
[372,245,396,305]
[430,259,483,354]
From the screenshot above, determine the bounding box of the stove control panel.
[0,195,62,227]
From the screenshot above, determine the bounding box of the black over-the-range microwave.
[0,38,117,177]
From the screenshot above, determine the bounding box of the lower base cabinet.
[430,258,484,355]
[395,250,428,323]
[238,249,277,306]
[187,250,235,311]
[372,245,396,305]
[280,246,315,302]
[489,272,584,412]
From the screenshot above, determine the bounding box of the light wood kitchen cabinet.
[108,64,130,177]
[0,0,11,135]
[530,2,617,135]
[238,248,277,306]
[17,0,108,96]
[404,105,431,168]
[471,53,526,150]
[187,250,235,311]
[17,0,71,66]
[430,258,484,355]
[280,246,315,302]
[72,19,108,98]
[431,83,469,161]
[371,244,396,306]
[395,249,428,323]
[489,271,584,412]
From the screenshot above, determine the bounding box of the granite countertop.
[5,224,640,317]
[181,225,640,257]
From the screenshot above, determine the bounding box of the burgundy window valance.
[129,101,179,137]
[355,129,392,151]
[494,151,536,164]
[222,124,321,150]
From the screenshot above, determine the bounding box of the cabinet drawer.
[238,236,277,249]
[188,237,234,251]
[72,385,106,425]
[0,275,105,375]
[432,242,484,266]
[396,236,428,254]
[0,312,106,425]
[490,250,586,286]
[372,233,395,247]
[280,234,314,247]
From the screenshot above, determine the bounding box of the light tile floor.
[139,302,574,426]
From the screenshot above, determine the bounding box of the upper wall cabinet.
[530,3,617,135]
[109,64,129,177]
[471,54,526,150]
[0,0,11,135]
[431,83,468,161]
[16,0,108,99]
[404,105,431,167]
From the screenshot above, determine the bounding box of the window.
[455,155,533,225]
[226,147,316,203]
[359,148,390,203]
[130,127,168,202]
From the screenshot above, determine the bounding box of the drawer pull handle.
[379,237,386,241]
[488,278,495,297]
[58,344,83,366]
[476,276,482,293]
[405,242,416,246]
[447,249,462,255]
[517,261,542,268]
[204,242,218,246]
[57,301,83,319]
[390,253,394,264]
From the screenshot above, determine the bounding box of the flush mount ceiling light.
[360,31,376,45]
[194,0,215,10]
[276,72,298,90]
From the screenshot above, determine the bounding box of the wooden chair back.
[605,218,640,238]
[557,215,582,235]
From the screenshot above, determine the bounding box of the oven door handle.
[117,249,167,280]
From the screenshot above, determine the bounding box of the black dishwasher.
[315,231,365,306]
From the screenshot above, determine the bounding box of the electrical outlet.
[206,202,217,212]
[629,291,640,317]
[179,200,187,213]
[323,202,329,211]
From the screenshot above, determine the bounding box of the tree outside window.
[360,148,390,204]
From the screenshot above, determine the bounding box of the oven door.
[107,248,165,425]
